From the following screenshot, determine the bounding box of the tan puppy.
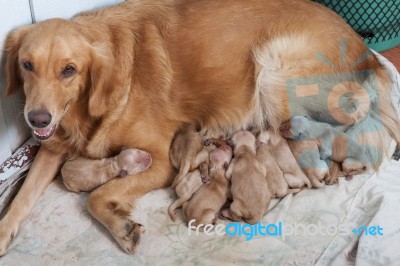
[256,133,301,197]
[61,148,152,193]
[281,116,371,176]
[168,167,204,222]
[223,131,270,224]
[170,125,206,188]
[183,144,233,227]
[259,130,311,189]
[287,140,328,188]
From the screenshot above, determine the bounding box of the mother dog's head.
[4,19,115,141]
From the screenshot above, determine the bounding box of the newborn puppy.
[287,140,328,188]
[183,144,233,228]
[170,125,206,188]
[223,131,270,224]
[259,129,312,189]
[256,132,301,196]
[280,116,370,176]
[61,148,152,193]
[168,165,206,221]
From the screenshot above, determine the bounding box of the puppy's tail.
[168,198,186,222]
[171,164,190,188]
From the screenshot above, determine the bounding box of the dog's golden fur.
[1,0,399,255]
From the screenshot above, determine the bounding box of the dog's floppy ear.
[88,44,115,117]
[3,25,32,96]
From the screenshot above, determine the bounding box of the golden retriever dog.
[1,0,399,255]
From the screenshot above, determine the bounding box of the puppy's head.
[210,144,233,170]
[279,116,310,140]
[116,149,152,177]
[230,130,256,151]
[4,19,114,141]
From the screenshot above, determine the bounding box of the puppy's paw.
[345,175,353,181]
[203,139,214,146]
[112,219,144,254]
[201,175,210,183]
[219,209,233,221]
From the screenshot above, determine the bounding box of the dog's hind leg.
[87,145,173,254]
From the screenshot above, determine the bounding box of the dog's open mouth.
[32,125,57,141]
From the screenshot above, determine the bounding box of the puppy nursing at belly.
[61,148,152,193]
[280,116,371,177]
[256,132,302,197]
[183,144,233,227]
[257,130,312,189]
[168,126,221,221]
[169,125,212,188]
[221,131,271,224]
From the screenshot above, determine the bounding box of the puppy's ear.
[3,25,32,96]
[88,44,115,117]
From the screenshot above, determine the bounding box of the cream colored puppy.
[183,144,233,227]
[61,148,152,193]
[168,164,208,221]
[223,131,271,224]
[256,133,301,196]
[280,116,371,177]
[287,140,328,188]
[170,125,207,188]
[259,129,311,189]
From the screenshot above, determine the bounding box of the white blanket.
[1,53,399,266]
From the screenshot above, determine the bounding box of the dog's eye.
[22,61,34,72]
[61,65,76,78]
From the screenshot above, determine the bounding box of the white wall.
[0,0,33,164]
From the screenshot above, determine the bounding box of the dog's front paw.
[0,220,19,257]
[112,219,144,254]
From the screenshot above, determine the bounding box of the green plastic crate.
[314,0,400,51]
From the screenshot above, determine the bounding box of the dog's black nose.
[28,110,52,128]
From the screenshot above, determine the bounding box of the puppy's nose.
[28,110,52,128]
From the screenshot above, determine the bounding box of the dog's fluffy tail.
[346,65,400,170]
